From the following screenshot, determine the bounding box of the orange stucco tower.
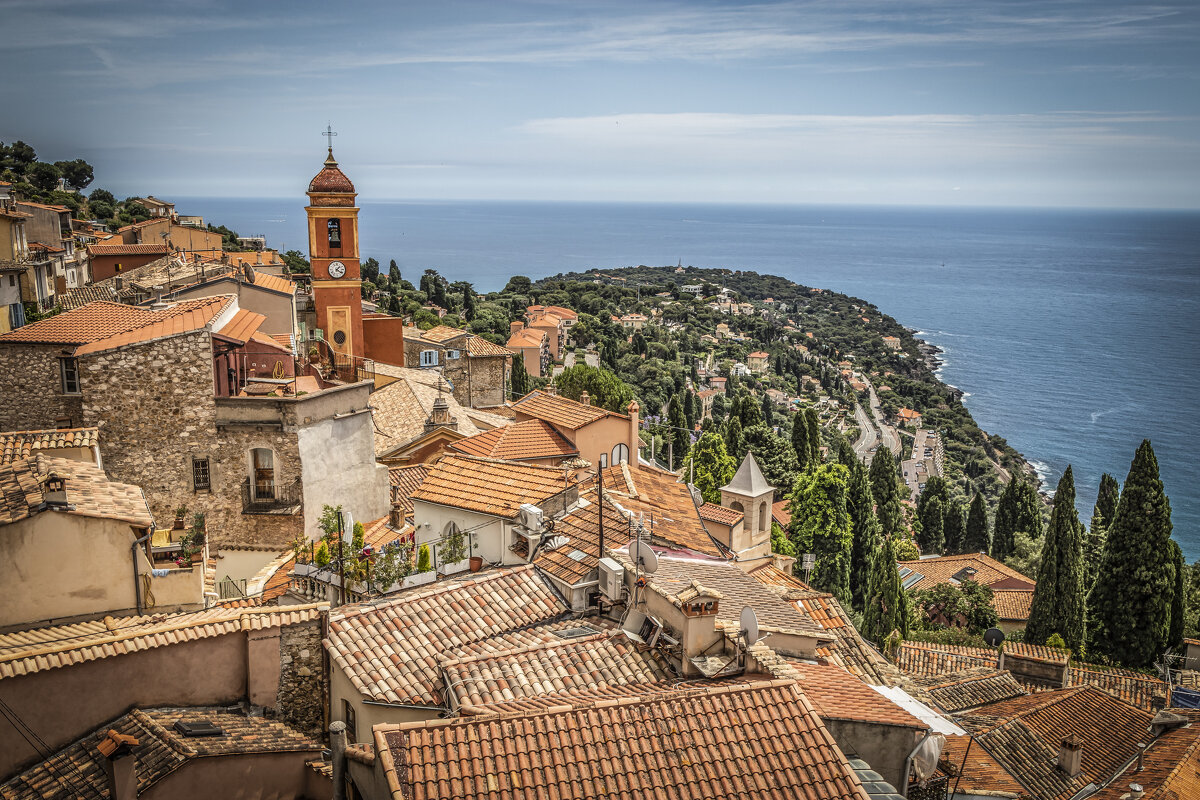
[307,147,364,358]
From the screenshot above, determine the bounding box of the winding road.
[852,381,901,464]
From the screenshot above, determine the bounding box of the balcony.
[241,476,302,515]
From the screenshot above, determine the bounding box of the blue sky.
[2,0,1198,207]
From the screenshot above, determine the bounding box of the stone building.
[402,324,513,408]
[0,296,388,547]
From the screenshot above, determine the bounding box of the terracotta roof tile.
[1089,713,1200,799]
[0,603,326,680]
[0,707,320,800]
[1004,641,1070,665]
[448,419,578,462]
[75,296,231,356]
[323,566,569,706]
[512,390,617,429]
[57,285,118,310]
[214,307,266,344]
[0,428,98,464]
[411,455,568,519]
[993,589,1034,621]
[0,455,152,528]
[378,679,871,800]
[697,503,743,526]
[783,660,925,728]
[388,463,431,518]
[897,552,1036,592]
[919,669,1029,713]
[939,731,1028,796]
[894,641,1000,677]
[505,328,546,348]
[86,242,171,256]
[1066,665,1167,711]
[370,368,486,457]
[535,493,632,587]
[600,463,721,555]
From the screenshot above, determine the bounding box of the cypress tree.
[869,448,903,539]
[847,460,880,613]
[684,389,697,432]
[668,395,689,470]
[511,353,530,399]
[862,533,910,644]
[964,492,990,555]
[740,393,763,428]
[993,478,1044,561]
[916,496,945,554]
[1085,473,1120,591]
[792,411,811,472]
[723,416,745,461]
[1169,540,1185,650]
[805,408,821,464]
[1089,440,1176,667]
[944,500,966,555]
[1026,467,1086,652]
[761,393,773,429]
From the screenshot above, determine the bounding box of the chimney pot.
[330,721,348,800]
[580,391,590,406]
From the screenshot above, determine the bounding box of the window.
[420,350,439,367]
[599,453,608,469]
[192,457,211,491]
[612,443,629,465]
[333,330,346,346]
[446,349,461,360]
[251,448,275,500]
[7,275,13,286]
[327,218,341,247]
[342,700,357,743]
[59,357,80,394]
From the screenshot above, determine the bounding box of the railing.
[218,576,247,599]
[241,476,302,514]
[299,337,375,386]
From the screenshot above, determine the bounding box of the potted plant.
[404,544,436,588]
[173,506,188,531]
[438,525,470,576]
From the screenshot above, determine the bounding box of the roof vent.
[173,720,225,737]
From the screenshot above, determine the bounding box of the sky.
[2,0,1198,208]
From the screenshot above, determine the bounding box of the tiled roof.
[1004,641,1070,665]
[370,367,485,456]
[750,566,901,686]
[449,419,577,462]
[1066,665,1167,712]
[1089,712,1200,799]
[442,630,675,713]
[411,455,568,519]
[0,427,98,464]
[919,669,1029,713]
[388,463,431,518]
[772,499,792,527]
[601,463,721,555]
[896,552,1035,591]
[465,334,514,357]
[214,307,266,344]
[0,455,153,528]
[958,685,1154,800]
[782,660,925,728]
[0,297,232,356]
[506,328,546,348]
[748,350,769,358]
[324,566,568,706]
[0,603,326,679]
[0,707,320,800]
[618,553,827,640]
[376,680,871,800]
[57,284,117,310]
[512,390,617,429]
[86,242,171,255]
[413,324,468,343]
[894,641,999,677]
[309,151,355,193]
[535,493,632,587]
[939,732,1028,797]
[697,503,743,526]
[993,589,1034,620]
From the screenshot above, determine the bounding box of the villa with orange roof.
[747,349,770,373]
[511,389,640,471]
[505,321,550,377]
[0,296,388,547]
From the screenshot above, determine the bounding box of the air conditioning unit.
[518,503,543,533]
[599,557,624,602]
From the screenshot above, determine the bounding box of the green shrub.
[417,544,432,573]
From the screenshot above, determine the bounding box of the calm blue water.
[179,198,1200,558]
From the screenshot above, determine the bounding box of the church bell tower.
[307,133,364,358]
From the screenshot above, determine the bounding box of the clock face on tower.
[327,261,346,279]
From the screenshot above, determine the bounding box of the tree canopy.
[787,463,853,605]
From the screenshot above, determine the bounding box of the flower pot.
[439,559,470,577]
[469,556,483,573]
[402,571,436,589]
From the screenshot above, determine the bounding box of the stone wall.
[467,355,508,408]
[0,343,84,430]
[276,617,326,738]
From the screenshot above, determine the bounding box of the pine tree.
[1026,467,1086,652]
[788,463,852,605]
[1089,440,1176,667]
[847,460,881,613]
[964,492,990,555]
[862,533,911,644]
[943,500,966,554]
[916,496,945,554]
[684,431,737,503]
[792,410,811,472]
[1085,473,1120,591]
[869,449,903,539]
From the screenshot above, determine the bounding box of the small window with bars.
[192,457,211,491]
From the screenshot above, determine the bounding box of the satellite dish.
[629,539,658,574]
[983,627,1005,647]
[739,606,760,647]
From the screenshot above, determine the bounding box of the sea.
[178,198,1200,558]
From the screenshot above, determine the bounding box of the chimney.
[510,320,524,336]
[330,721,347,800]
[43,473,67,508]
[1058,735,1083,778]
[98,729,138,800]
[580,391,590,406]
[627,400,640,463]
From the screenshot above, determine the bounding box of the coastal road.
[867,385,901,457]
[852,400,878,461]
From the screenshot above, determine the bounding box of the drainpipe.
[131,531,151,614]
[901,729,933,798]
[329,720,347,800]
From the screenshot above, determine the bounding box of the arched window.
[612,443,629,465]
[759,501,769,532]
[730,500,744,514]
[251,448,275,500]
[327,218,341,247]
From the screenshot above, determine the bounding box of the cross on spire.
[322,123,337,152]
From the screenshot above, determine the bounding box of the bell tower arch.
[306,135,364,359]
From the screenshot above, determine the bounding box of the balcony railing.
[241,476,302,514]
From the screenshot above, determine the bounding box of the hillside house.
[402,324,513,408]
